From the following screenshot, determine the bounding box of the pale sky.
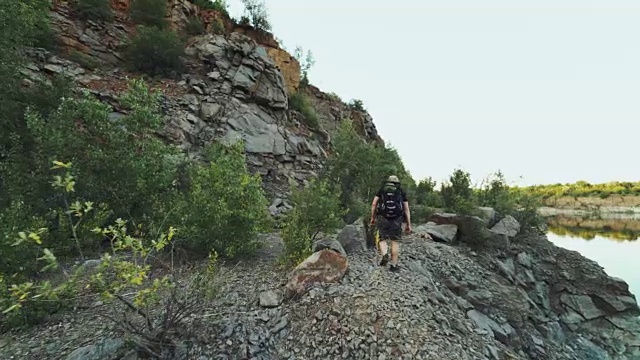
[225,0,640,187]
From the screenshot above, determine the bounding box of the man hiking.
[370,175,412,271]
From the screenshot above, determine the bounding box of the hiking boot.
[390,264,400,272]
[380,253,389,266]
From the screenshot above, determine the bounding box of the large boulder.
[336,220,366,254]
[490,215,521,238]
[429,212,486,242]
[414,223,458,243]
[312,236,347,257]
[477,207,497,226]
[285,249,348,299]
[65,338,127,360]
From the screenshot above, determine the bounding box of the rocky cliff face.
[34,0,381,208]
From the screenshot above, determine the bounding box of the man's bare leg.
[379,240,390,265]
[390,240,399,266]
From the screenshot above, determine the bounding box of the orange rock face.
[233,25,301,94]
[266,47,301,94]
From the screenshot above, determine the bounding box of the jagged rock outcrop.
[8,213,638,359]
[303,84,384,146]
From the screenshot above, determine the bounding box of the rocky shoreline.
[539,207,640,218]
[2,210,638,360]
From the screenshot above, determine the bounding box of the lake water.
[545,214,640,299]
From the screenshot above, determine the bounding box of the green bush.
[0,161,179,332]
[240,0,271,32]
[477,171,515,215]
[126,26,185,77]
[411,204,436,224]
[167,141,272,258]
[289,92,319,129]
[184,16,206,35]
[518,180,640,199]
[75,0,113,22]
[322,120,416,223]
[440,168,477,215]
[415,177,442,207]
[130,0,168,29]
[348,99,365,111]
[193,0,229,16]
[7,79,180,231]
[210,18,225,34]
[280,179,344,266]
[0,200,48,279]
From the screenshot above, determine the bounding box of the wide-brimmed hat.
[387,175,400,183]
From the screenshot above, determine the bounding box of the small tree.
[293,46,315,86]
[280,179,344,266]
[1,161,219,350]
[22,78,181,222]
[416,177,441,207]
[348,99,365,111]
[193,0,229,16]
[322,120,416,223]
[477,170,515,215]
[75,0,113,22]
[168,140,272,258]
[240,0,271,32]
[126,26,185,77]
[289,92,319,129]
[184,16,206,36]
[440,168,476,214]
[130,0,168,29]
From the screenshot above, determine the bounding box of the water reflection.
[546,214,640,241]
[545,214,640,298]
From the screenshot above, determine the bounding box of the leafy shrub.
[184,16,205,35]
[240,0,271,31]
[0,201,48,278]
[210,18,225,34]
[167,141,272,258]
[327,92,342,102]
[511,191,544,230]
[280,179,344,266]
[193,0,229,16]
[12,79,180,229]
[293,46,315,86]
[477,171,515,215]
[519,180,640,199]
[440,168,477,215]
[126,26,185,77]
[75,0,113,22]
[0,161,179,331]
[239,15,250,25]
[411,204,436,224]
[415,177,442,207]
[322,120,416,223]
[348,99,365,111]
[289,92,319,129]
[130,0,168,29]
[20,74,75,119]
